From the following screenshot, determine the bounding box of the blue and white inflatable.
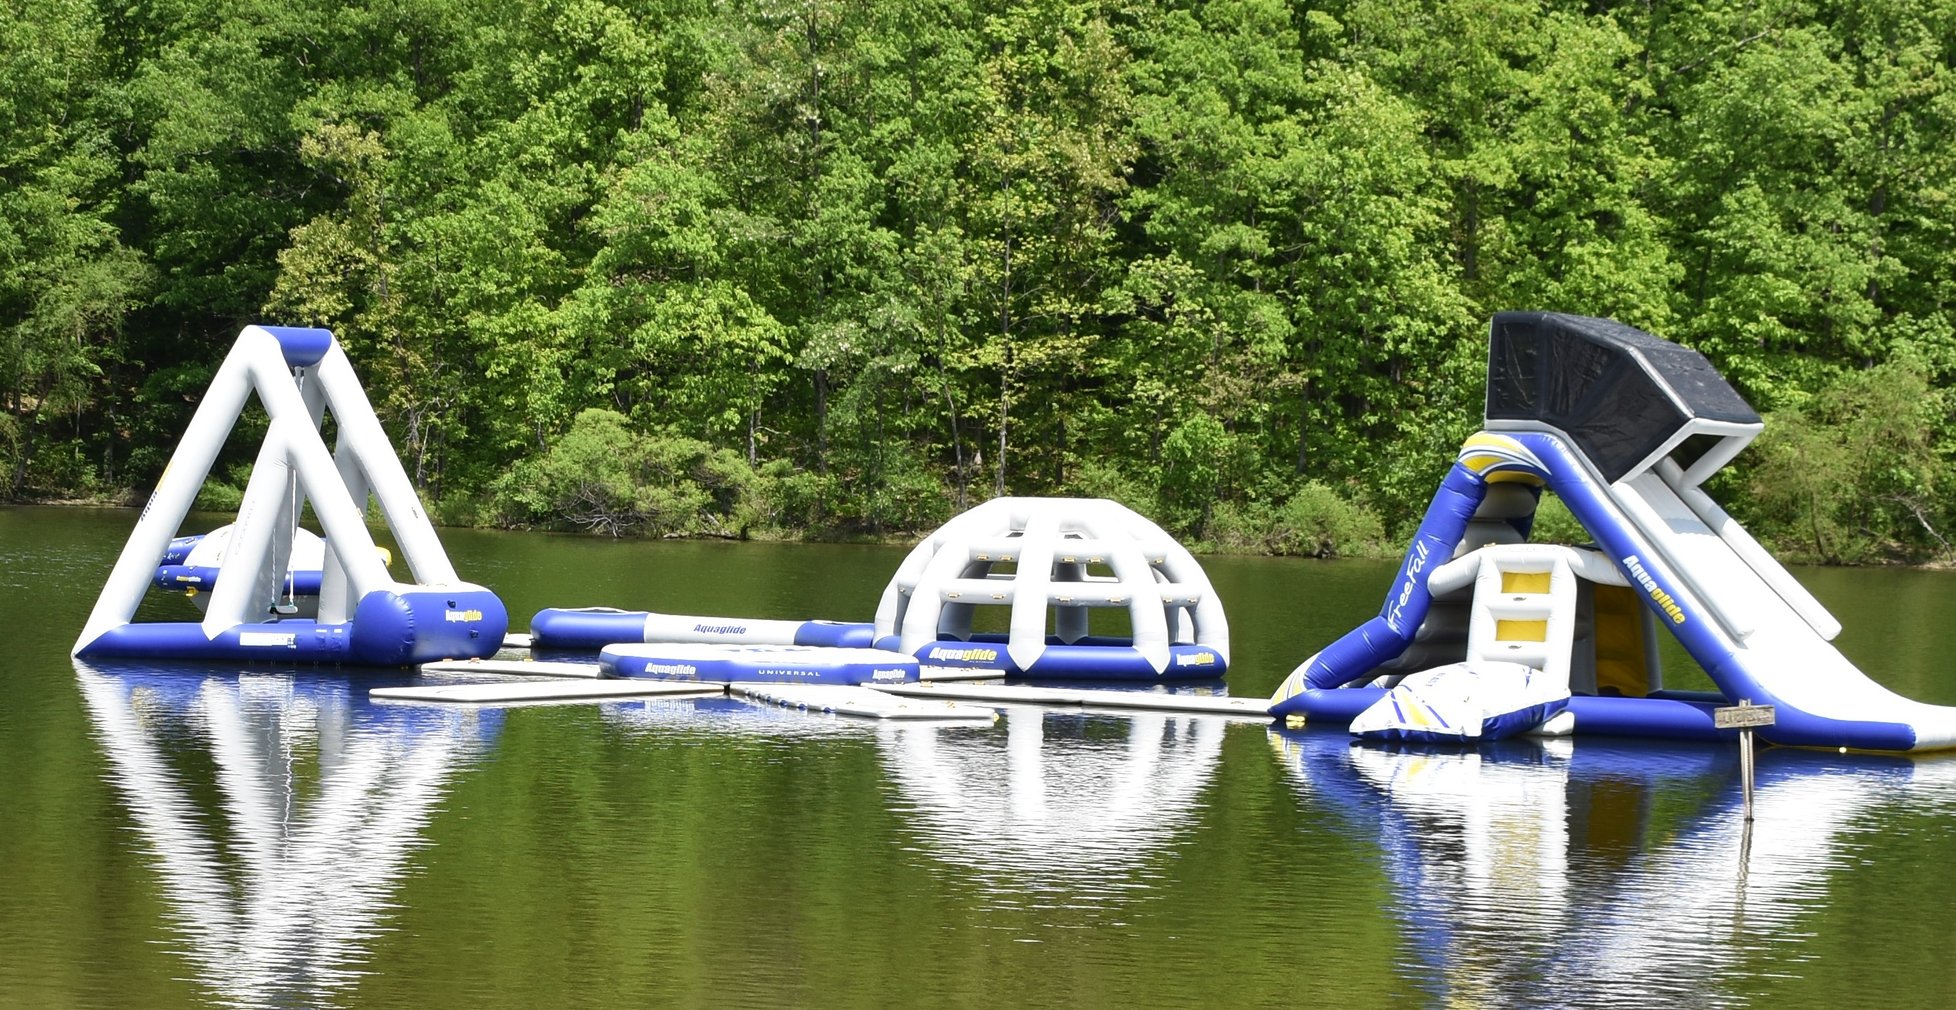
[73,325,506,667]
[1348,661,1570,744]
[528,496,1231,682]
[874,497,1229,680]
[600,643,919,686]
[1271,312,1956,753]
[153,525,327,615]
[532,608,874,650]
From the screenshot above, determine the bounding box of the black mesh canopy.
[1485,312,1759,482]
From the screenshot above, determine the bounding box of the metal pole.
[1739,717,1756,822]
[1713,698,1773,882]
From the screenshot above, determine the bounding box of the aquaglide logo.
[1621,554,1688,625]
[927,645,1000,664]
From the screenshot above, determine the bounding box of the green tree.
[959,0,1134,497]
[1743,360,1951,563]
[0,0,150,494]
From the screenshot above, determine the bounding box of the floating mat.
[733,684,998,722]
[918,665,1007,682]
[870,681,1272,719]
[372,680,720,705]
[601,643,919,686]
[420,658,603,679]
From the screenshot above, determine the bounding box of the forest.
[4,0,1955,563]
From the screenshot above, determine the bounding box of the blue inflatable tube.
[160,535,200,566]
[792,620,878,648]
[600,643,919,686]
[904,635,1226,681]
[1280,687,1388,724]
[153,565,324,597]
[530,608,878,650]
[531,608,650,648]
[1559,695,1724,742]
[75,588,507,667]
[1291,463,1493,695]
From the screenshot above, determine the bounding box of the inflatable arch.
[73,325,506,666]
[873,497,1229,679]
[1271,311,1956,752]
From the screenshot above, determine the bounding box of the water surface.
[5,506,1956,1008]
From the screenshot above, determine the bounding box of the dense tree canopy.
[6,0,1956,561]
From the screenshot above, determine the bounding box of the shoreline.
[11,496,1951,569]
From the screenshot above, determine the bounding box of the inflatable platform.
[73,325,507,666]
[599,643,919,685]
[1271,311,1956,753]
[531,608,874,650]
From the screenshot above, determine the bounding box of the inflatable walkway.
[1272,311,1956,752]
[73,325,506,666]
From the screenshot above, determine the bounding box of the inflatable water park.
[68,315,1956,752]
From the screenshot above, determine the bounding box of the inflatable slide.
[1271,311,1956,752]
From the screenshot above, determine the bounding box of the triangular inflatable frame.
[74,325,506,665]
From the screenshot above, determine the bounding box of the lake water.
[6,505,1956,1008]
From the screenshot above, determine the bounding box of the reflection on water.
[598,693,892,741]
[73,662,499,1010]
[1275,730,1956,1008]
[878,707,1227,909]
[601,694,1232,913]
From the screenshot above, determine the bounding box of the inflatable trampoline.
[154,525,328,615]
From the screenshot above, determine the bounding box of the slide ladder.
[1425,542,1613,695]
[1461,549,1578,691]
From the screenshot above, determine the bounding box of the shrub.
[193,462,252,512]
[750,460,833,532]
[1742,362,1952,564]
[1269,482,1388,557]
[1156,414,1231,538]
[1064,458,1157,514]
[488,409,762,537]
[1205,482,1388,558]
